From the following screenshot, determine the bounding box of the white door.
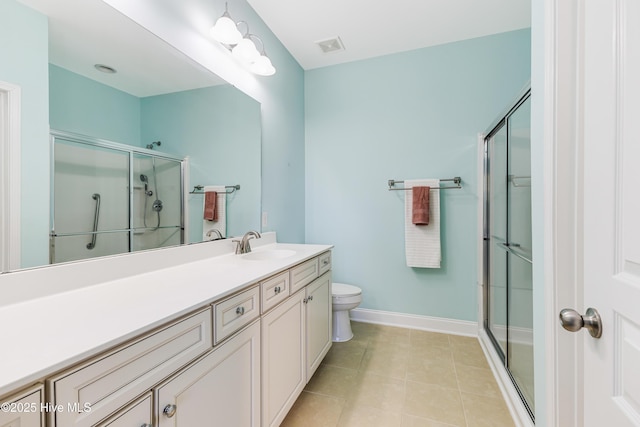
[577,0,640,424]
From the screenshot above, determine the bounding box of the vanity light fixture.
[210,2,276,76]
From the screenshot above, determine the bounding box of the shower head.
[146,141,161,150]
[140,174,148,182]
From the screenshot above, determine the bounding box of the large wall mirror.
[0,0,262,272]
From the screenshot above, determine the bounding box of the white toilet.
[331,283,363,342]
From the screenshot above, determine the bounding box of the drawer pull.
[141,424,152,427]
[322,259,329,265]
[274,286,281,294]
[236,306,245,316]
[163,404,177,418]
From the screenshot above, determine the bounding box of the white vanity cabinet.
[156,320,261,427]
[47,308,212,427]
[0,384,44,427]
[2,244,333,427]
[261,290,306,427]
[305,271,332,380]
[261,254,333,427]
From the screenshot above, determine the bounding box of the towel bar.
[388,177,462,191]
[190,185,240,194]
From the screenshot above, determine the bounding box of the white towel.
[405,179,441,268]
[202,185,226,240]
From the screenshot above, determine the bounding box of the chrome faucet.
[205,229,224,241]
[234,230,262,254]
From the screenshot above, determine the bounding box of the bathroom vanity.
[0,233,332,427]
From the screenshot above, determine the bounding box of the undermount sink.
[241,249,297,261]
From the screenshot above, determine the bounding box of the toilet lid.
[332,283,361,297]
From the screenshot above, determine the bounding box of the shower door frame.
[482,86,533,421]
[49,130,185,263]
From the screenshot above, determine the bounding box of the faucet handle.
[231,239,242,254]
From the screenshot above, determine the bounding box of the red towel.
[203,191,218,221]
[412,186,430,225]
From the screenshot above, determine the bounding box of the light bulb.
[232,38,260,63]
[210,15,242,45]
[250,55,276,76]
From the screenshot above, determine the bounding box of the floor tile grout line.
[450,334,471,427]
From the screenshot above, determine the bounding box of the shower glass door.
[132,154,183,251]
[52,138,130,263]
[484,90,533,418]
[51,132,184,264]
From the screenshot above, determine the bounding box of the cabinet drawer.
[48,308,212,427]
[290,258,319,294]
[214,285,260,344]
[0,384,44,427]
[318,251,332,276]
[261,271,290,313]
[96,392,152,427]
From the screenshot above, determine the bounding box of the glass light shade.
[232,38,260,63]
[250,55,276,76]
[210,16,242,45]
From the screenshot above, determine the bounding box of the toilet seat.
[332,283,361,297]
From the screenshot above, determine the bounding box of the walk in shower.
[483,88,533,420]
[50,131,184,264]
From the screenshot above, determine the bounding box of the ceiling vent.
[315,37,345,54]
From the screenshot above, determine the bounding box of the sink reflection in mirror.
[0,0,261,272]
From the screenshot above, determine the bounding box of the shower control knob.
[559,307,602,338]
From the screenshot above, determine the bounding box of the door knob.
[559,307,602,338]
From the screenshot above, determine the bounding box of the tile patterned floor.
[281,321,515,427]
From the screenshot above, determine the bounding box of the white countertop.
[0,235,332,397]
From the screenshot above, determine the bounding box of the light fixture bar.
[209,3,276,76]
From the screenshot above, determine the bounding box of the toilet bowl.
[332,283,362,342]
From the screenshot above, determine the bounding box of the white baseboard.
[349,308,478,337]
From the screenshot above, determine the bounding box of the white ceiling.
[247,0,531,70]
[16,0,531,95]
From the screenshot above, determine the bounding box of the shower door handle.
[559,307,602,338]
[86,193,101,250]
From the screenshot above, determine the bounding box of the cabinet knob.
[323,259,329,265]
[308,295,314,301]
[163,404,177,418]
[141,424,152,427]
[236,306,245,315]
[274,286,281,294]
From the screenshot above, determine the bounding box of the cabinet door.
[305,271,332,380]
[156,320,260,427]
[261,290,306,427]
[0,385,44,427]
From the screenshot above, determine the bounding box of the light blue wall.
[0,0,49,268]
[221,0,307,243]
[305,29,531,320]
[49,65,141,145]
[141,85,261,240]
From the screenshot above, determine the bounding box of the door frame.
[534,0,582,425]
[0,80,21,272]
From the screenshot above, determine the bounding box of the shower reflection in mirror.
[49,132,184,264]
